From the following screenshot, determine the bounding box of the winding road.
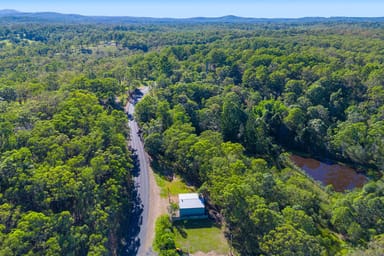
[124,87,157,256]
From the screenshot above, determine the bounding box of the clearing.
[154,174,195,198]
[173,219,230,255]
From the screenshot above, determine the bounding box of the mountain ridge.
[0,9,20,14]
[0,10,384,24]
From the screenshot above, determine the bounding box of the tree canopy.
[1,19,384,255]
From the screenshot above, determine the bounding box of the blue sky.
[1,0,384,18]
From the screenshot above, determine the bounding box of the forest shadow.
[122,181,144,255]
[175,224,188,238]
[121,151,144,256]
[150,158,174,179]
[130,151,140,178]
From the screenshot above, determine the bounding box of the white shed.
[178,193,205,217]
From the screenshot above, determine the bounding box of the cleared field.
[173,219,230,254]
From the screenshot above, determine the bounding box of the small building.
[178,193,205,217]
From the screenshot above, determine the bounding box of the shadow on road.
[122,152,144,256]
[121,87,150,256]
[130,152,140,178]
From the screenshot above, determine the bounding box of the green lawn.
[173,219,230,254]
[154,173,195,197]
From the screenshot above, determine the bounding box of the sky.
[1,0,384,18]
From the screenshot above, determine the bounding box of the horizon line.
[1,9,384,20]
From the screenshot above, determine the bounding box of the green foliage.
[135,95,158,124]
[131,22,384,255]
[2,19,384,256]
[221,92,246,141]
[153,215,177,255]
[349,235,384,256]
[260,224,324,256]
[0,76,132,255]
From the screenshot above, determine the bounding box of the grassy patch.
[173,219,229,254]
[154,173,195,198]
[0,40,12,47]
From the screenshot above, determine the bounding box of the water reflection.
[290,155,367,192]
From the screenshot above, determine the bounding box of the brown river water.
[290,155,367,192]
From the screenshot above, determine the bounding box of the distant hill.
[0,9,20,15]
[0,10,383,24]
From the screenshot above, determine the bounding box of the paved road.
[124,88,154,256]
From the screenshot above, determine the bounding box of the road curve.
[124,87,153,256]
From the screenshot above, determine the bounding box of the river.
[290,155,367,192]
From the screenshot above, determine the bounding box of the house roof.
[179,193,205,209]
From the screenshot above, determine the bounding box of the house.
[178,193,205,217]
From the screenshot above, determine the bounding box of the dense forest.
[0,15,384,255]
